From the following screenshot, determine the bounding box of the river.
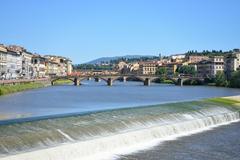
[0,80,240,120]
[0,80,240,160]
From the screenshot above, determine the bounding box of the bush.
[183,79,202,85]
[214,72,227,87]
[229,71,240,88]
[162,80,174,84]
[204,77,214,84]
[177,65,196,76]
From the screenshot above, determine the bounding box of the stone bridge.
[50,74,205,86]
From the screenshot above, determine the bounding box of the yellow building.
[45,60,59,76]
[165,63,181,75]
[44,55,72,76]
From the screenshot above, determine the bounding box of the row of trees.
[186,50,232,57]
[215,71,240,88]
[109,56,159,64]
[156,65,240,88]
[73,64,113,70]
[156,65,196,76]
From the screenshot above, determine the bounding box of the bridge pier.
[122,76,127,82]
[177,78,183,86]
[144,78,151,86]
[107,78,113,86]
[95,77,101,82]
[74,77,80,86]
[181,79,183,86]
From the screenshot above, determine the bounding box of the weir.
[0,103,239,160]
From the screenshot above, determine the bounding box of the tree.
[229,71,240,88]
[177,65,196,75]
[156,67,167,82]
[156,67,167,76]
[214,71,227,87]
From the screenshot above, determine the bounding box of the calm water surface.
[0,80,240,119]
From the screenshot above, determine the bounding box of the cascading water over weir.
[0,101,239,160]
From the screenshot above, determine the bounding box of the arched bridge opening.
[150,77,178,85]
[51,77,75,85]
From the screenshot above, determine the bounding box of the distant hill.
[86,55,157,64]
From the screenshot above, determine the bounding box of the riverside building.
[0,45,7,79]
[197,56,224,78]
[21,51,34,79]
[32,55,47,78]
[0,43,73,79]
[224,51,240,79]
[138,61,157,75]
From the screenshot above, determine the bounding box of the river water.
[0,80,240,120]
[0,80,240,160]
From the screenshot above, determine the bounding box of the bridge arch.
[128,75,145,82]
[181,78,204,85]
[150,76,178,85]
[51,77,75,85]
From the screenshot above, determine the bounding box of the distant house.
[21,51,34,79]
[45,60,59,76]
[171,54,186,63]
[171,54,186,60]
[165,63,182,75]
[187,55,209,63]
[32,55,47,78]
[138,61,157,75]
[6,45,35,79]
[197,56,224,78]
[0,43,73,79]
[129,62,140,74]
[66,59,73,75]
[224,52,240,79]
[115,61,128,73]
[0,46,7,79]
[44,55,72,76]
[5,50,22,79]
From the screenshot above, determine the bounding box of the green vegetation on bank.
[229,71,240,88]
[53,79,73,85]
[0,82,46,96]
[205,97,240,105]
[176,65,196,75]
[155,67,240,88]
[212,71,240,88]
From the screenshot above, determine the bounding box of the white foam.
[1,111,239,160]
[56,129,74,142]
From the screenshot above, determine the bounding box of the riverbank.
[0,82,50,96]
[0,79,73,97]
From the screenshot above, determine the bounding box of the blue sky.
[0,0,240,63]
